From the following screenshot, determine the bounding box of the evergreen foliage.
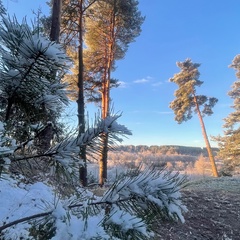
[213,55,240,172]
[99,167,187,239]
[83,0,145,103]
[169,59,218,123]
[0,15,69,143]
[0,0,5,16]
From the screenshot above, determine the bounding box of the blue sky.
[3,0,240,147]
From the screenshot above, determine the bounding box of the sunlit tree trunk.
[99,50,110,186]
[193,95,219,177]
[82,0,143,186]
[99,1,116,186]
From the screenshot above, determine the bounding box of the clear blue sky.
[3,0,240,147]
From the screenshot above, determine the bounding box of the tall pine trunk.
[50,0,61,42]
[99,72,110,186]
[99,0,116,186]
[194,95,219,177]
[77,0,87,187]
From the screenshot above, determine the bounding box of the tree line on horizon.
[110,144,219,157]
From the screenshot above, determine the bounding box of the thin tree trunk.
[99,0,116,186]
[100,73,110,185]
[77,0,87,187]
[50,0,62,42]
[194,95,219,177]
[99,133,108,186]
[99,62,109,186]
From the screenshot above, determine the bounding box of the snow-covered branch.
[0,167,187,239]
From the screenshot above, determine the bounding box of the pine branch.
[0,196,132,232]
[0,211,53,232]
[11,152,56,162]
[68,197,132,209]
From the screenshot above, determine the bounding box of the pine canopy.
[169,59,218,123]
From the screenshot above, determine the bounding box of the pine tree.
[84,0,144,186]
[56,0,99,186]
[213,55,240,172]
[169,59,219,177]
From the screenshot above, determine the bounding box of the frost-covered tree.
[0,15,69,144]
[213,55,240,172]
[169,59,219,177]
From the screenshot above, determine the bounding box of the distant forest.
[113,145,219,157]
[107,145,221,175]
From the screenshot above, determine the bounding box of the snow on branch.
[23,115,131,177]
[101,167,187,225]
[0,167,187,239]
[0,16,70,116]
[0,114,131,181]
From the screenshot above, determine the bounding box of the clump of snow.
[105,205,152,237]
[0,175,109,239]
[0,176,55,239]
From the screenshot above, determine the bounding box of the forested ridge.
[115,145,219,156]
